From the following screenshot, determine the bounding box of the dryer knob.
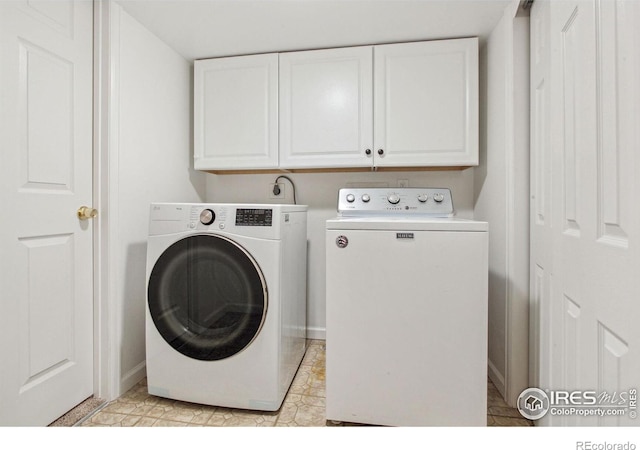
[200,208,215,225]
[346,194,356,203]
[433,193,445,203]
[387,194,400,204]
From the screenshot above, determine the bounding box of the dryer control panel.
[148,203,307,239]
[235,208,273,226]
[337,188,454,216]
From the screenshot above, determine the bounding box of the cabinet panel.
[374,38,478,167]
[194,54,278,170]
[279,46,373,168]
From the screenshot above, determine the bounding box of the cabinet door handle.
[377,149,384,156]
[365,149,372,156]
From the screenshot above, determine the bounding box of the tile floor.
[77,340,531,427]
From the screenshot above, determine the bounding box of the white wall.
[205,169,475,338]
[478,20,507,392]
[474,1,530,406]
[108,4,206,396]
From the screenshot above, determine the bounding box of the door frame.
[93,0,118,402]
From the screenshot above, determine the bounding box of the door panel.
[373,38,478,167]
[595,0,633,247]
[279,46,374,168]
[194,53,279,170]
[18,234,75,379]
[19,41,75,190]
[0,0,94,426]
[558,4,583,237]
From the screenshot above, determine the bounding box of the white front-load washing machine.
[145,203,307,411]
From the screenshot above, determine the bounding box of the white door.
[194,54,279,171]
[531,0,640,426]
[0,0,94,425]
[279,46,373,169]
[373,38,478,168]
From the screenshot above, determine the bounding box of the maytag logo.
[396,233,414,239]
[336,235,349,248]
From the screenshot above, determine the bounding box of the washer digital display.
[236,208,273,226]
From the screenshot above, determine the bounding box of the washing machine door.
[147,234,268,361]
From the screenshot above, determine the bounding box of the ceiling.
[117,0,516,61]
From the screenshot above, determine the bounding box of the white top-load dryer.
[325,188,488,426]
[146,203,307,411]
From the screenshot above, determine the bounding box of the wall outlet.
[397,179,409,188]
[269,183,285,199]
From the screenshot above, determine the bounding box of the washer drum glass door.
[148,234,268,361]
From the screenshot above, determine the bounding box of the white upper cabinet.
[279,46,374,169]
[194,38,478,171]
[194,53,279,170]
[279,38,478,169]
[374,38,478,167]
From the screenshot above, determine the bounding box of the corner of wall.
[505,11,531,408]
[102,3,206,399]
[489,359,507,398]
[120,362,147,396]
[475,1,531,409]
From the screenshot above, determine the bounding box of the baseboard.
[306,326,326,340]
[488,359,506,399]
[120,360,146,397]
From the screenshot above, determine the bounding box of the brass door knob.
[77,206,98,220]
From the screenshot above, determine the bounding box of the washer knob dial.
[346,194,356,203]
[417,194,428,203]
[433,193,445,203]
[200,208,215,225]
[362,194,371,203]
[387,193,400,204]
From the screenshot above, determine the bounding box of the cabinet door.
[374,38,478,167]
[194,54,278,170]
[279,46,373,169]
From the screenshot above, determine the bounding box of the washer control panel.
[337,188,454,216]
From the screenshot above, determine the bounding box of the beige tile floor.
[79,340,531,427]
